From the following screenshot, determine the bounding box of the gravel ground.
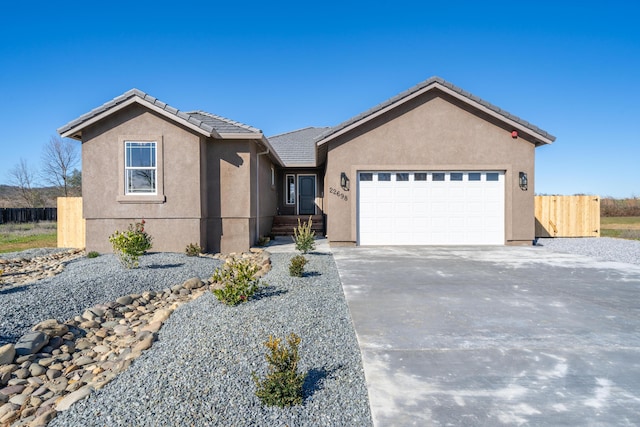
[11,237,636,425]
[0,252,221,346]
[50,250,372,426]
[537,237,640,265]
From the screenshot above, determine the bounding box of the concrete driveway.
[332,246,640,426]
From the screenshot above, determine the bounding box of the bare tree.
[9,158,43,208]
[41,135,80,197]
[67,168,82,195]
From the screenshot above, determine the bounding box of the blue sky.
[1,1,638,197]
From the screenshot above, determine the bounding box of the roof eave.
[315,81,440,147]
[281,162,318,168]
[58,96,220,140]
[218,132,264,140]
[257,135,285,167]
[436,85,555,146]
[316,80,555,147]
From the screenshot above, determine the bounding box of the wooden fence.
[535,195,600,238]
[57,197,85,248]
[0,208,57,224]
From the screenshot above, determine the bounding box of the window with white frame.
[285,174,295,205]
[125,141,157,194]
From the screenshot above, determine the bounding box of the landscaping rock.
[0,402,20,423]
[32,319,69,338]
[28,364,46,376]
[31,408,57,426]
[9,393,28,406]
[115,295,133,306]
[182,277,203,290]
[0,249,84,289]
[55,385,93,411]
[0,344,15,365]
[15,332,49,356]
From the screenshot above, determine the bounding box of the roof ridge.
[186,110,261,133]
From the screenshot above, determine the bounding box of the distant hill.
[0,184,67,208]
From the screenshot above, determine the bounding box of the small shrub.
[211,259,262,305]
[0,269,3,283]
[87,251,100,258]
[185,243,202,257]
[108,219,153,269]
[289,255,307,277]
[253,333,306,408]
[293,217,315,254]
[257,236,271,247]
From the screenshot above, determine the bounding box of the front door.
[298,175,316,215]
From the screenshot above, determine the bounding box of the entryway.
[298,175,316,215]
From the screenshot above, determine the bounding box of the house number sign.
[329,187,348,201]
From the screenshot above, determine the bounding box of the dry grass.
[0,221,57,253]
[601,217,640,240]
[601,198,640,217]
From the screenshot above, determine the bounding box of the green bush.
[253,333,306,407]
[211,259,263,306]
[289,255,307,277]
[87,251,100,258]
[185,243,202,257]
[293,217,315,254]
[108,220,153,269]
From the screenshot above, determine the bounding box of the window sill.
[117,194,166,204]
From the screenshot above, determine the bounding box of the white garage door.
[358,171,505,245]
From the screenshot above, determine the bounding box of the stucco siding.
[86,218,201,253]
[201,140,252,252]
[324,92,536,245]
[255,145,278,241]
[81,104,204,252]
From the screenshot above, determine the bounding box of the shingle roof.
[315,76,556,146]
[57,89,261,138]
[185,111,261,134]
[268,127,330,167]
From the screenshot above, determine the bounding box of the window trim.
[125,141,157,195]
[117,135,165,203]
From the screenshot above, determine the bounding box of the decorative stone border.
[0,250,84,289]
[0,249,271,427]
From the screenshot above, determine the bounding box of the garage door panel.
[358,171,505,245]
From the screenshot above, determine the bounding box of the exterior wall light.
[340,172,350,191]
[519,172,528,191]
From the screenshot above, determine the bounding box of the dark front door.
[298,175,316,215]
